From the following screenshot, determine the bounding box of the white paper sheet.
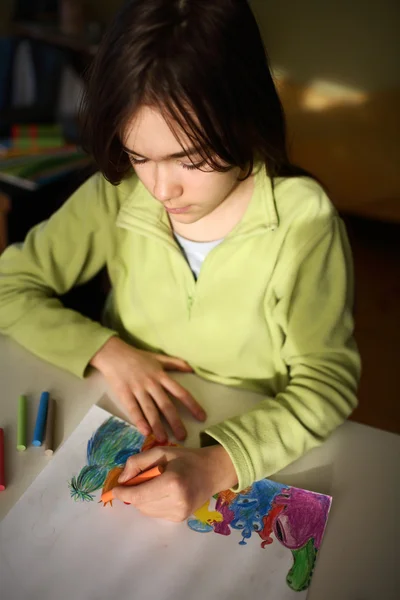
[0,405,331,600]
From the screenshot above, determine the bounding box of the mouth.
[165,205,191,215]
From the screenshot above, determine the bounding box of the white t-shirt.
[174,233,224,279]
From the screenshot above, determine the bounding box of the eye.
[234,520,245,529]
[129,157,148,166]
[180,160,206,171]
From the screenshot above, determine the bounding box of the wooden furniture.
[0,162,95,247]
[13,21,98,56]
[279,81,400,223]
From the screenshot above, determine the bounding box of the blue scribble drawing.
[68,417,144,501]
[229,480,288,545]
[187,480,287,545]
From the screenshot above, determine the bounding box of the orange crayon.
[100,465,164,505]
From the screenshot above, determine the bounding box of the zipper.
[117,217,274,318]
[192,228,272,295]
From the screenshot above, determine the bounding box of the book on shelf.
[0,147,92,190]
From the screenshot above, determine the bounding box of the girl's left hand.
[112,445,238,521]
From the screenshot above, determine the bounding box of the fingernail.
[118,472,128,483]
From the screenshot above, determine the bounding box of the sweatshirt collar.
[116,163,278,244]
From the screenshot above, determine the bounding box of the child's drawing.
[68,416,171,502]
[188,482,331,592]
[69,416,332,593]
[68,417,144,501]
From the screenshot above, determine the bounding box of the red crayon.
[0,428,5,492]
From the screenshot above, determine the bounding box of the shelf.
[13,21,98,56]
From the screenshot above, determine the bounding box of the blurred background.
[0,0,398,433]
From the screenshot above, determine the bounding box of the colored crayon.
[100,465,164,504]
[44,397,55,456]
[32,392,49,447]
[17,395,27,451]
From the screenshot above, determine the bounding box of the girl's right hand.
[90,336,206,442]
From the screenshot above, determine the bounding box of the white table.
[0,334,398,599]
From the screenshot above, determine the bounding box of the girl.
[0,0,360,520]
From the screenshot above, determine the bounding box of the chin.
[170,212,201,224]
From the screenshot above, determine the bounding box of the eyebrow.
[122,145,201,160]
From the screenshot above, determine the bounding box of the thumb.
[118,448,165,484]
[155,354,194,372]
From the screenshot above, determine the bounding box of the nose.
[152,164,183,203]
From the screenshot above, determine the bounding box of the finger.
[113,479,169,506]
[160,376,207,421]
[118,447,168,483]
[154,354,194,372]
[123,497,185,522]
[117,388,151,436]
[134,390,168,443]
[115,470,191,522]
[149,384,187,441]
[115,465,180,505]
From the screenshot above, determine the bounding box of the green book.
[0,150,92,190]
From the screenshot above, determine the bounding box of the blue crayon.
[32,392,49,447]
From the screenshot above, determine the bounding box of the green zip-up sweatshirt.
[0,166,360,490]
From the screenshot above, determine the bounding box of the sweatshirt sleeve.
[0,174,118,377]
[202,216,361,491]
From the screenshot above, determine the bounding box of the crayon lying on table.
[100,465,164,505]
[32,392,49,447]
[0,428,5,492]
[17,395,27,452]
[44,397,55,456]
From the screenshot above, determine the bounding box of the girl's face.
[122,106,243,226]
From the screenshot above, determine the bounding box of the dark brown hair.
[80,0,310,184]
